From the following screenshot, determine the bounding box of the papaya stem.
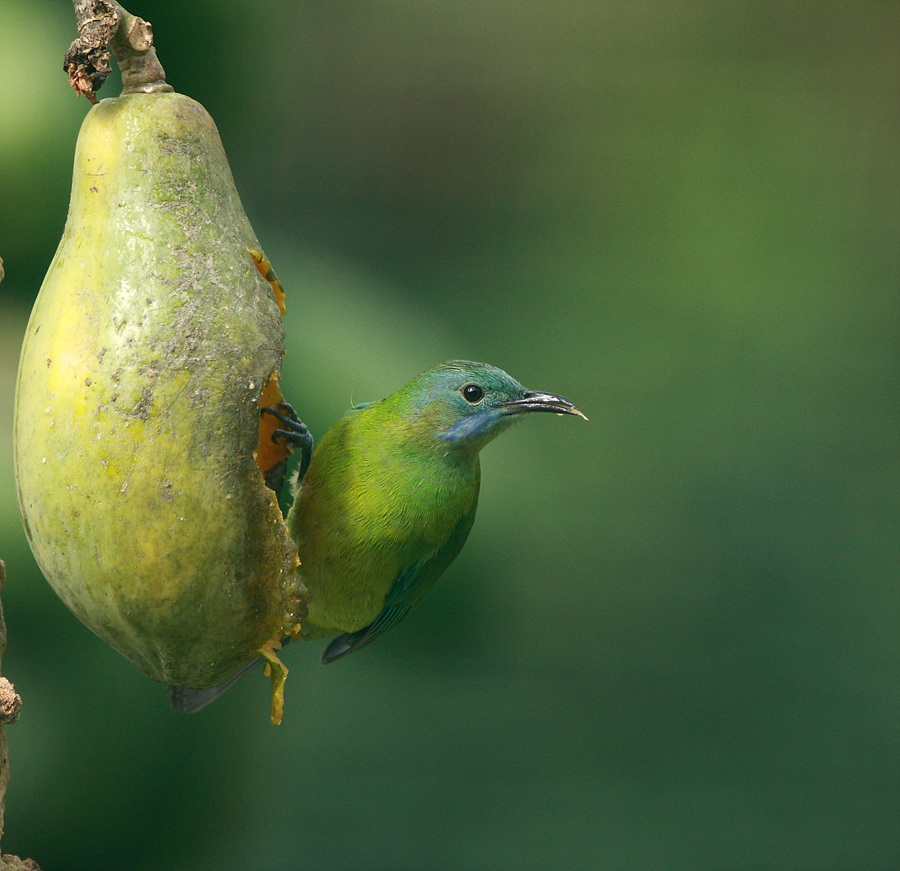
[66,0,173,101]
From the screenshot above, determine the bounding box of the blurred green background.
[1,1,898,869]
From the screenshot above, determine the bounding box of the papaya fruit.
[14,72,305,712]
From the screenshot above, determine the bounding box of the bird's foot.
[261,403,314,494]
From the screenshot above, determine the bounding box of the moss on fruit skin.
[14,92,305,688]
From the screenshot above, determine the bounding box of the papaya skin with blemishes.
[14,89,306,694]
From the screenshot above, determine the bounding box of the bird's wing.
[321,510,477,664]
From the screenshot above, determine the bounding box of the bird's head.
[395,360,586,454]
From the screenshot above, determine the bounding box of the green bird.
[171,361,585,711]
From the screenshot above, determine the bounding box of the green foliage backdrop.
[0,2,897,869]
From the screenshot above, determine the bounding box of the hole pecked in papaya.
[249,243,292,504]
[255,371,292,480]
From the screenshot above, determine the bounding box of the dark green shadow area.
[0,2,897,869]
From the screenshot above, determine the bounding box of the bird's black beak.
[500,390,588,420]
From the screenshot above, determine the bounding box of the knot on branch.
[119,14,154,52]
[0,681,20,727]
[0,855,42,870]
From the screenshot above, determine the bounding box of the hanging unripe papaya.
[14,38,305,711]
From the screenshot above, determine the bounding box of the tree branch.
[0,562,39,871]
[64,0,172,102]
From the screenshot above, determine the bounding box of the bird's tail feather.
[168,655,264,713]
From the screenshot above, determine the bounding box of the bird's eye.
[462,383,485,404]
